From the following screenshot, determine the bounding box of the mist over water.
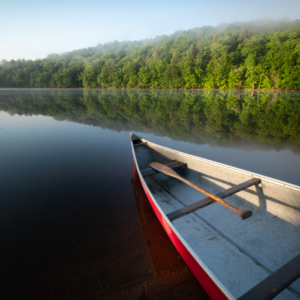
[0,88,299,299]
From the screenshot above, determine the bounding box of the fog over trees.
[1,19,300,90]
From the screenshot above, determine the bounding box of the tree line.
[1,89,299,152]
[0,19,300,90]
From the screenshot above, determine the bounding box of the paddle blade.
[149,162,179,178]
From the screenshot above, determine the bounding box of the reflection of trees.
[1,89,300,152]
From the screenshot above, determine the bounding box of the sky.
[1,0,299,61]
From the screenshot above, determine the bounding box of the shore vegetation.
[1,19,300,90]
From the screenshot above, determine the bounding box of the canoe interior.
[134,139,300,300]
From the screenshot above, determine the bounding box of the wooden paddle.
[149,162,252,220]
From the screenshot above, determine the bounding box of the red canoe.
[130,133,300,300]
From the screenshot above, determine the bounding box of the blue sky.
[1,0,299,61]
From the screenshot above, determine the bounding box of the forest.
[0,19,300,90]
[1,89,299,151]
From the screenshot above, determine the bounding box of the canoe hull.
[131,133,300,300]
[132,153,228,300]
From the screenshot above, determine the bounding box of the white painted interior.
[133,138,300,300]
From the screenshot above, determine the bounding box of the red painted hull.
[132,155,228,300]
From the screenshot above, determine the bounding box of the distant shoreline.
[0,87,299,92]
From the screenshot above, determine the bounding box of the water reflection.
[0,89,299,299]
[129,162,210,299]
[0,122,152,299]
[1,89,300,152]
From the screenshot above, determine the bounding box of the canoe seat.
[167,178,261,221]
[237,253,300,300]
[130,133,148,147]
[130,133,142,141]
[141,160,187,177]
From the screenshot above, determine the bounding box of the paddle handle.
[178,175,252,220]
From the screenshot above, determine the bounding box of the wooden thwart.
[150,162,254,220]
[237,254,300,300]
[141,160,187,177]
[167,178,261,221]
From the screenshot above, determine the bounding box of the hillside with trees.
[1,19,300,90]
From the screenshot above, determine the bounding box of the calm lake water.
[1,89,300,300]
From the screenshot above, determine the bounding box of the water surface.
[0,89,299,299]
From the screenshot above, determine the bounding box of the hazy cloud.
[1,0,299,60]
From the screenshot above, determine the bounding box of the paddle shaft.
[149,162,252,220]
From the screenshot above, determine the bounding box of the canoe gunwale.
[131,137,235,300]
